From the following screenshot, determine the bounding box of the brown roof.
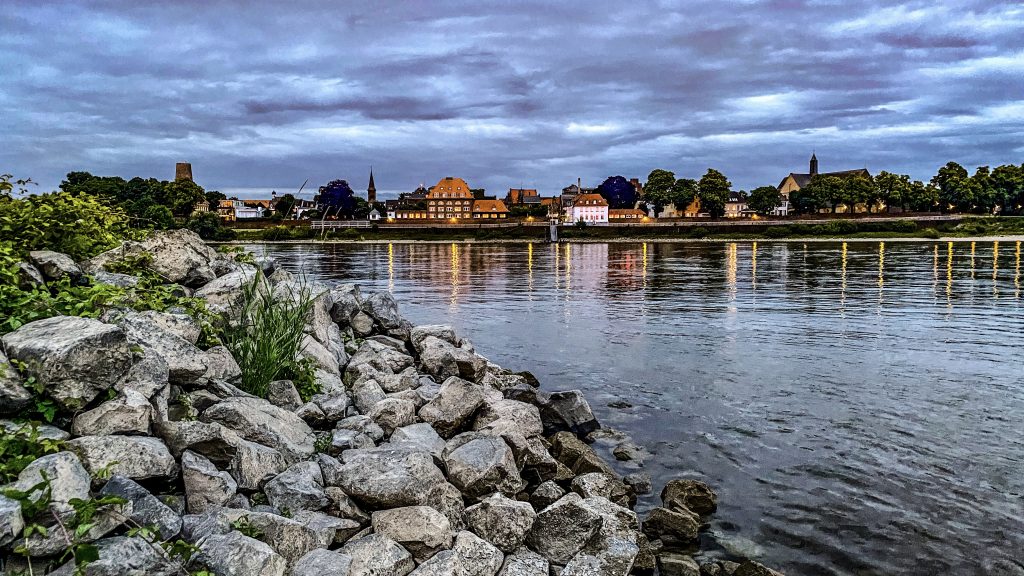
[779,169,871,190]
[574,193,608,207]
[427,177,473,199]
[609,208,646,217]
[472,199,509,213]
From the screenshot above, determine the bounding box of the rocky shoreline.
[0,230,783,576]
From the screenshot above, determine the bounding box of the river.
[243,240,1024,576]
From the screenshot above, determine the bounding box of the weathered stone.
[362,292,403,329]
[350,311,375,336]
[99,475,182,540]
[525,493,604,565]
[372,505,453,562]
[324,486,371,525]
[155,420,242,466]
[409,550,464,575]
[571,473,634,508]
[500,433,557,485]
[497,547,548,576]
[351,379,387,413]
[193,266,262,317]
[295,401,327,426]
[542,390,600,436]
[336,415,385,443]
[661,478,718,516]
[0,419,68,441]
[427,480,468,531]
[418,337,487,382]
[334,446,447,509]
[292,549,354,576]
[264,461,328,512]
[473,399,543,438]
[380,366,420,393]
[465,493,536,553]
[657,553,701,576]
[350,340,415,375]
[339,533,415,576]
[612,441,646,463]
[91,270,141,289]
[2,316,133,409]
[419,377,486,438]
[298,333,341,377]
[733,560,785,576]
[576,496,641,575]
[23,501,131,557]
[0,350,32,415]
[548,431,615,476]
[201,396,315,463]
[329,428,375,455]
[229,439,287,491]
[89,230,219,287]
[215,509,327,565]
[641,507,699,546]
[390,422,447,458]
[203,345,242,382]
[15,261,45,290]
[623,473,652,495]
[182,450,237,513]
[72,389,152,436]
[442,432,525,499]
[266,379,301,410]
[530,481,566,511]
[196,530,287,576]
[0,494,24,547]
[114,347,170,400]
[29,250,82,282]
[452,530,504,576]
[479,364,531,392]
[410,325,459,354]
[368,397,417,436]
[105,310,209,384]
[8,452,90,513]
[67,435,177,480]
[292,509,362,544]
[330,284,362,324]
[68,535,179,576]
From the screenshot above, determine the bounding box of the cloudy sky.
[3,1,1023,199]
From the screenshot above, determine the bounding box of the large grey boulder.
[201,396,315,463]
[442,432,525,499]
[497,547,548,576]
[571,473,634,509]
[72,390,153,436]
[472,399,543,438]
[1,316,133,409]
[380,366,420,393]
[99,475,182,540]
[334,446,447,509]
[339,533,415,576]
[529,481,566,511]
[572,496,642,576]
[113,347,170,400]
[329,284,362,325]
[541,390,600,436]
[196,530,287,576]
[182,450,237,513]
[372,505,453,562]
[193,266,261,316]
[267,379,302,410]
[0,350,32,415]
[410,325,458,354]
[390,422,447,458]
[218,510,329,565]
[661,478,718,516]
[155,420,242,466]
[525,493,604,565]
[7,452,90,512]
[418,377,486,438]
[418,337,486,382]
[349,340,414,375]
[86,229,217,287]
[107,310,208,385]
[548,432,615,476]
[409,550,464,575]
[657,554,701,576]
[66,535,179,576]
[67,435,177,480]
[203,345,242,383]
[264,461,328,512]
[328,428,375,455]
[361,292,403,330]
[230,439,287,490]
[368,398,417,437]
[28,250,82,282]
[292,549,354,576]
[336,415,385,443]
[451,530,504,576]
[641,507,700,546]
[465,493,536,553]
[291,510,361,544]
[15,261,46,290]
[351,379,387,414]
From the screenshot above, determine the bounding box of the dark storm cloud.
[1,0,1022,197]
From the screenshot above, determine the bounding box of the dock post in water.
[548,221,559,243]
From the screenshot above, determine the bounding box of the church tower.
[367,168,377,205]
[809,153,818,176]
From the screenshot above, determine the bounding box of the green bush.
[186,212,236,241]
[0,191,133,260]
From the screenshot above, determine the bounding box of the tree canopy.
[747,186,782,215]
[597,176,638,209]
[697,169,731,218]
[643,169,675,216]
[317,179,357,218]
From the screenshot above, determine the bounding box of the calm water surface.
[246,240,1024,576]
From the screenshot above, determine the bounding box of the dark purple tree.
[597,175,638,209]
[317,179,356,218]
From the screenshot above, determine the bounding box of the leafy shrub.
[187,212,236,241]
[0,191,133,260]
[0,422,63,483]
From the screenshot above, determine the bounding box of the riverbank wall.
[0,230,783,576]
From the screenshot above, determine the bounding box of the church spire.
[367,167,377,205]
[809,152,818,176]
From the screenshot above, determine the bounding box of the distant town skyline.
[3,1,1022,195]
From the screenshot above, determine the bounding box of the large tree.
[643,169,675,216]
[163,179,206,217]
[991,164,1024,214]
[931,162,973,212]
[274,193,297,217]
[318,179,357,218]
[697,169,731,218]
[597,175,638,209]
[844,175,878,213]
[747,186,782,216]
[670,178,699,214]
[875,171,911,212]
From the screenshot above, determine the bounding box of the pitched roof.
[609,208,646,217]
[779,168,871,190]
[574,193,608,207]
[472,199,509,213]
[428,176,473,198]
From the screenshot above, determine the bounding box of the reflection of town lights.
[642,217,649,222]
[527,216,533,222]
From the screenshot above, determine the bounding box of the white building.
[567,193,609,224]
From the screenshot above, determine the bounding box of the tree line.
[640,161,1024,217]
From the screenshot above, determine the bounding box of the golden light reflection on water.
[564,243,572,293]
[642,242,648,289]
[877,241,885,309]
[841,242,848,311]
[970,241,976,279]
[992,241,999,297]
[527,242,534,292]
[726,242,738,306]
[387,242,394,293]
[946,241,954,308]
[1016,241,1021,299]
[553,242,560,290]
[932,244,938,297]
[751,241,758,290]
[449,242,460,309]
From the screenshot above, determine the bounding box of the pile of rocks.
[0,230,783,576]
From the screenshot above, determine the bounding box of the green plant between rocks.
[219,272,321,398]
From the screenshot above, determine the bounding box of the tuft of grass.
[219,272,317,398]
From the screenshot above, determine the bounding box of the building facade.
[568,193,609,223]
[471,199,510,219]
[427,177,474,220]
[776,154,871,215]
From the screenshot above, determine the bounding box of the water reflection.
[246,240,1024,576]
